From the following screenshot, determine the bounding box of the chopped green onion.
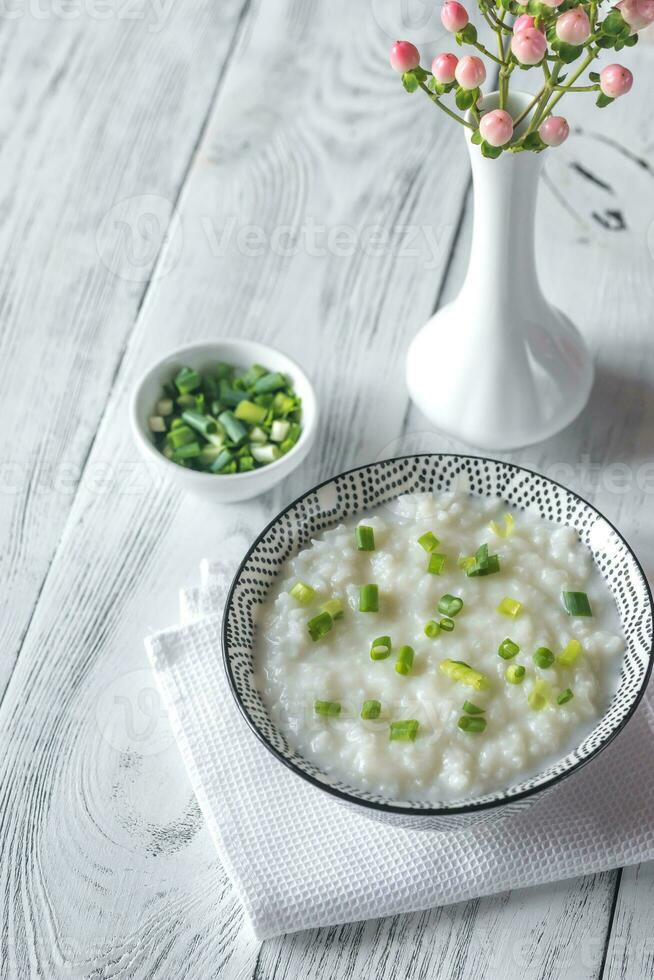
[214,362,233,381]
[157,398,173,416]
[427,553,447,575]
[249,425,268,444]
[489,513,515,537]
[533,647,555,669]
[181,410,219,438]
[148,416,166,433]
[218,411,248,444]
[438,594,463,617]
[174,366,201,394]
[497,596,522,618]
[172,441,202,461]
[562,591,593,617]
[528,678,550,711]
[219,381,244,407]
[321,598,344,620]
[356,525,375,552]
[314,700,341,717]
[439,617,455,632]
[505,664,526,684]
[370,635,391,660]
[417,531,440,552]
[467,554,500,577]
[210,449,234,473]
[439,659,489,690]
[176,393,196,410]
[234,400,267,425]
[251,444,282,465]
[462,700,484,715]
[458,555,476,573]
[359,584,379,613]
[389,720,419,741]
[272,391,296,416]
[557,638,583,668]
[307,611,333,642]
[395,645,415,676]
[270,419,290,443]
[557,688,574,705]
[253,371,287,394]
[198,444,226,467]
[424,620,441,639]
[289,581,316,605]
[498,637,520,660]
[239,456,255,472]
[170,417,185,431]
[167,425,195,449]
[457,715,487,733]
[361,700,381,720]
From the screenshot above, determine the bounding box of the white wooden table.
[1,1,653,976]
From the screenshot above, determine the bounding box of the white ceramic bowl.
[130,340,318,502]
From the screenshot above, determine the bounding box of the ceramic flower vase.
[406,91,594,451]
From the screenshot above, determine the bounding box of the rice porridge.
[254,491,624,802]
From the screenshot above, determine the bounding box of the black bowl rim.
[221,453,654,818]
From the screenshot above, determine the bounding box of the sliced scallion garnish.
[528,678,550,711]
[562,591,593,617]
[289,580,316,605]
[439,617,455,632]
[417,531,440,553]
[462,700,484,715]
[321,598,344,620]
[438,594,463,617]
[498,637,520,660]
[533,647,555,669]
[389,719,419,741]
[439,659,488,690]
[356,525,375,552]
[395,645,415,676]
[427,553,447,575]
[497,596,522,618]
[557,688,574,705]
[424,620,441,639]
[370,635,391,660]
[457,715,487,733]
[557,638,582,667]
[361,699,381,720]
[314,700,341,717]
[505,664,526,684]
[359,584,379,613]
[307,611,333,642]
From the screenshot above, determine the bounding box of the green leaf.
[402,71,419,93]
[527,0,544,14]
[596,91,614,108]
[471,129,483,144]
[460,22,478,42]
[601,9,627,35]
[427,76,444,94]
[413,66,429,83]
[557,42,584,63]
[624,32,639,45]
[595,33,616,47]
[480,140,502,159]
[522,131,545,151]
[455,86,475,110]
[588,70,600,82]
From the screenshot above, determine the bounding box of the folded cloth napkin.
[145,557,654,941]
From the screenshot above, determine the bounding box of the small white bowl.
[130,339,318,502]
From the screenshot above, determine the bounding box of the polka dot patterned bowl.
[222,455,653,830]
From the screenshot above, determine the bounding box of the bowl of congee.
[222,455,653,830]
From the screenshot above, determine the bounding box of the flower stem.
[540,48,599,119]
[472,41,505,66]
[418,81,475,130]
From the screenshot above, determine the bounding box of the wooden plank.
[0,0,250,700]
[602,864,654,980]
[256,874,617,980]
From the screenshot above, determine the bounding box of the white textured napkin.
[145,555,654,941]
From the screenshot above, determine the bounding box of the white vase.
[406,90,594,452]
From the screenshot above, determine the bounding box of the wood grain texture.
[0,0,250,701]
[0,0,653,977]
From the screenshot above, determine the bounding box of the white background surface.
[1,0,653,976]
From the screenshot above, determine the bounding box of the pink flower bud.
[441,1,469,33]
[454,55,486,90]
[539,115,570,146]
[479,109,514,147]
[431,52,459,84]
[513,13,536,32]
[390,40,421,73]
[617,0,654,30]
[600,63,633,98]
[511,27,548,64]
[556,7,591,44]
